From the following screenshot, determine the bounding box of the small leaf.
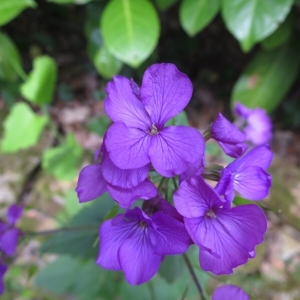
[0,31,26,81]
[154,0,178,10]
[42,134,83,180]
[180,0,220,36]
[222,0,293,52]
[231,37,300,112]
[93,46,123,79]
[101,0,160,67]
[1,102,48,153]
[0,0,36,26]
[87,115,111,136]
[21,55,57,105]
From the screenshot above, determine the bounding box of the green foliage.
[93,46,123,79]
[231,37,300,112]
[166,111,189,126]
[159,255,184,283]
[180,0,220,37]
[101,0,160,68]
[1,102,48,153]
[154,0,178,10]
[40,193,115,259]
[21,55,57,105]
[47,0,93,4]
[87,115,111,136]
[42,134,83,180]
[222,0,293,52]
[0,31,26,81]
[0,0,36,26]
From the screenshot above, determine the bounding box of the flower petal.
[107,179,158,209]
[106,123,151,169]
[149,126,204,177]
[75,164,107,203]
[217,141,248,158]
[0,228,19,256]
[0,263,7,296]
[212,285,250,300]
[6,204,23,226]
[141,63,192,126]
[104,76,151,130]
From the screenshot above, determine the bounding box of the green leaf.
[180,0,220,36]
[21,55,57,105]
[93,46,123,79]
[231,37,300,112]
[222,0,293,52]
[261,12,294,50]
[34,255,119,299]
[0,31,26,81]
[0,0,36,26]
[101,0,160,67]
[42,134,83,180]
[87,115,111,136]
[1,102,48,153]
[166,111,189,126]
[159,255,184,283]
[40,193,115,259]
[154,0,178,10]
[47,0,93,4]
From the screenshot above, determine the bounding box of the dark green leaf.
[1,102,48,153]
[87,115,111,136]
[154,0,178,10]
[222,0,293,51]
[231,37,300,112]
[101,0,160,67]
[180,0,220,36]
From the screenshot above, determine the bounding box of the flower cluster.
[0,204,23,295]
[76,63,272,287]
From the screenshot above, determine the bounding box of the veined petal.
[106,123,151,169]
[107,179,158,209]
[141,63,192,126]
[104,76,151,130]
[0,228,19,256]
[101,150,150,189]
[212,285,250,300]
[75,164,107,203]
[149,126,204,177]
[217,141,248,158]
[6,204,23,226]
[214,170,235,204]
[233,166,272,200]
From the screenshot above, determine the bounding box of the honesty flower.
[76,142,157,209]
[97,197,190,285]
[0,204,23,257]
[234,102,272,145]
[104,63,205,177]
[212,285,250,300]
[0,263,7,295]
[174,176,267,275]
[215,144,273,203]
[210,113,248,158]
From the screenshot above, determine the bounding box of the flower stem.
[183,253,207,300]
[172,177,178,189]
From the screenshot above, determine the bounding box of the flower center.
[139,221,147,228]
[148,124,159,136]
[206,209,216,218]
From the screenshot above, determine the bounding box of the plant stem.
[24,225,99,236]
[172,176,178,189]
[183,253,206,300]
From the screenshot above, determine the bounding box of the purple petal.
[6,204,23,226]
[0,228,19,256]
[0,263,7,296]
[174,176,224,218]
[141,63,192,126]
[149,126,205,177]
[217,141,248,158]
[130,79,141,99]
[234,102,250,118]
[105,123,151,169]
[212,285,250,300]
[107,179,158,209]
[214,169,235,204]
[151,212,190,255]
[101,150,150,189]
[75,164,107,203]
[104,76,151,130]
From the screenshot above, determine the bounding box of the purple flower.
[0,263,7,295]
[104,63,205,177]
[0,204,23,257]
[212,285,250,300]
[210,113,248,158]
[215,145,273,203]
[174,176,267,275]
[96,197,190,285]
[76,142,157,209]
[234,102,272,145]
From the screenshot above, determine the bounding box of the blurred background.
[1,0,300,299]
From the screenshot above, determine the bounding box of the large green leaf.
[231,38,300,112]
[180,0,220,36]
[154,0,178,10]
[47,0,93,4]
[1,102,48,153]
[20,55,57,105]
[101,0,160,68]
[0,31,26,81]
[40,194,115,259]
[0,0,36,26]
[222,0,293,52]
[42,134,83,181]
